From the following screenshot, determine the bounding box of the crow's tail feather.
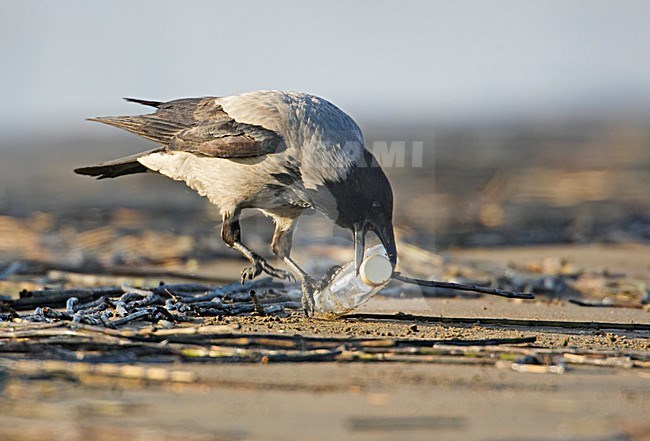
[87,115,188,144]
[124,97,163,108]
[74,148,163,179]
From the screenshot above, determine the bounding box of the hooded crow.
[75,91,397,313]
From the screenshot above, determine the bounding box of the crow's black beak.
[354,222,398,275]
[374,223,398,269]
[354,223,367,276]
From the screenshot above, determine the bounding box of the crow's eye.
[372,201,381,210]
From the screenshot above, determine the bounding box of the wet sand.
[0,244,648,441]
[1,127,649,440]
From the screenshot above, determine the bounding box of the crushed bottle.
[312,244,393,319]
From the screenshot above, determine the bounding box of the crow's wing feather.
[87,115,190,144]
[90,97,283,157]
[168,120,285,158]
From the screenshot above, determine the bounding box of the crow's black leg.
[270,218,317,315]
[270,219,307,276]
[221,211,294,283]
[270,214,344,317]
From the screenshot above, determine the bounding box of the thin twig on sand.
[393,273,535,299]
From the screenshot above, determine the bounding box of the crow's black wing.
[89,97,284,157]
[168,119,284,158]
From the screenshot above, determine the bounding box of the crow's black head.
[321,150,397,273]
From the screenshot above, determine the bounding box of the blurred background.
[1,0,649,275]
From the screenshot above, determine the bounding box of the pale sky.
[1,0,650,135]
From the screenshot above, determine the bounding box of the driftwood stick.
[568,298,643,309]
[10,286,125,310]
[74,296,110,314]
[344,312,650,332]
[109,309,152,327]
[392,273,535,299]
[8,278,297,314]
[153,283,213,293]
[121,284,156,297]
[114,301,129,317]
[65,297,78,314]
[250,290,266,315]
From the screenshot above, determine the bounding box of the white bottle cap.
[360,254,393,287]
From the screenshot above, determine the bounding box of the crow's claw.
[300,266,343,317]
[240,257,295,284]
[322,265,343,286]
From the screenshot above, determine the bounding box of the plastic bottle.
[312,244,393,319]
